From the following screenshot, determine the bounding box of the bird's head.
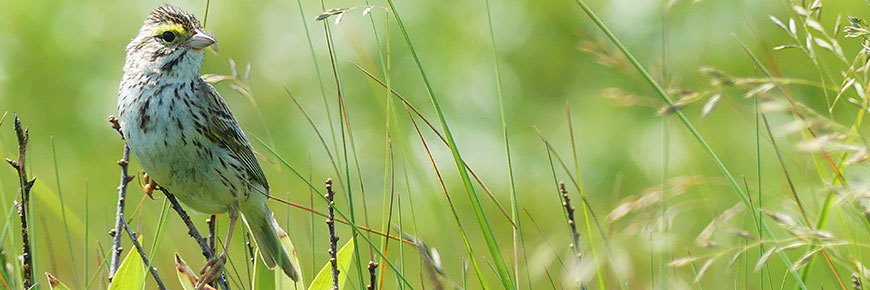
[123,6,215,76]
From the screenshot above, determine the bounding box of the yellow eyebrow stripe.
[154,23,190,37]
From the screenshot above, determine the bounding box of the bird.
[116,5,298,285]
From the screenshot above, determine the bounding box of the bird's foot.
[138,171,158,199]
[196,254,226,290]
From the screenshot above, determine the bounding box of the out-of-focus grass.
[6,0,870,289]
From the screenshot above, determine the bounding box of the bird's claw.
[196,254,226,290]
[138,171,159,200]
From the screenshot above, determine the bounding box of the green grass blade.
[385,1,514,288]
[406,108,488,289]
[255,138,415,289]
[49,138,80,288]
[571,1,807,288]
[480,0,531,287]
[147,199,170,263]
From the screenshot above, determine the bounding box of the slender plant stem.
[571,1,808,288]
[50,137,81,288]
[367,261,378,290]
[326,179,340,290]
[6,115,35,289]
[320,16,367,289]
[109,144,131,279]
[480,0,532,286]
[383,2,515,288]
[118,215,167,290]
[257,138,416,289]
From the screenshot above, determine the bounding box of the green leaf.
[253,249,276,290]
[45,273,71,290]
[174,254,201,290]
[277,230,305,289]
[108,237,146,290]
[308,237,355,290]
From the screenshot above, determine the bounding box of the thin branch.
[326,178,340,290]
[119,216,167,289]
[207,215,217,288]
[268,195,412,245]
[559,182,581,262]
[6,114,35,289]
[108,116,128,278]
[367,261,378,290]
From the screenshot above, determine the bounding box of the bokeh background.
[2,0,870,289]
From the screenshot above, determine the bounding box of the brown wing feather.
[199,80,269,192]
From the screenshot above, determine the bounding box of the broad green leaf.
[308,237,355,290]
[253,249,276,290]
[45,273,71,290]
[277,229,305,290]
[108,236,146,290]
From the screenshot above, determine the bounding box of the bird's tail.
[240,202,299,281]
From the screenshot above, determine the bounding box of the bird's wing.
[199,80,270,192]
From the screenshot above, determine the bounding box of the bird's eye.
[159,31,176,42]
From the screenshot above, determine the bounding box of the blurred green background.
[2,0,870,289]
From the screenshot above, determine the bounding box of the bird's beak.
[186,30,215,50]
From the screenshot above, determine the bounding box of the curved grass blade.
[384,1,514,288]
[571,0,808,288]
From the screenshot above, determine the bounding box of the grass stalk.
[571,1,808,288]
[566,104,606,289]
[7,115,35,289]
[405,106,489,289]
[50,137,81,288]
[257,139,415,289]
[480,0,532,287]
[381,4,516,288]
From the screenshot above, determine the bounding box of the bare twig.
[164,191,230,290]
[207,215,217,254]
[367,261,378,290]
[106,116,166,289]
[268,196,412,245]
[108,146,131,278]
[108,116,129,279]
[119,217,168,289]
[559,182,581,261]
[206,214,217,288]
[325,178,339,290]
[6,114,35,289]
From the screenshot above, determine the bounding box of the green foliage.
[108,237,146,290]
[8,0,870,289]
[253,250,276,290]
[308,237,355,290]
